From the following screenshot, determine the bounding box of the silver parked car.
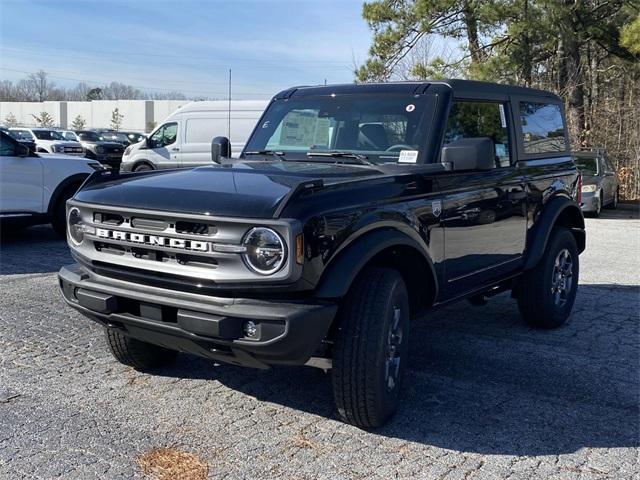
[575,150,619,217]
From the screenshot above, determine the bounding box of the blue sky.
[0,0,373,99]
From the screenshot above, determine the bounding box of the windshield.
[33,130,64,141]
[78,131,102,142]
[575,157,598,175]
[244,94,436,164]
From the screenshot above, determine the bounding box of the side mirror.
[441,137,495,171]
[17,143,30,157]
[211,136,231,163]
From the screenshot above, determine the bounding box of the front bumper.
[580,192,599,212]
[59,264,337,369]
[95,154,123,169]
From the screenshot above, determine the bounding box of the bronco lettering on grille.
[95,228,209,252]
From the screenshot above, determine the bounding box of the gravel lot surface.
[1,206,638,479]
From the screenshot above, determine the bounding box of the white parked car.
[120,100,268,172]
[9,127,85,156]
[0,131,103,235]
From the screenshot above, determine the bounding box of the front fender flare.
[524,196,585,270]
[314,228,438,300]
[47,173,91,216]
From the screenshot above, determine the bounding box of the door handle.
[171,147,180,152]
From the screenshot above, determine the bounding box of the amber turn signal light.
[295,234,304,264]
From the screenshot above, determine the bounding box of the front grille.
[176,221,216,235]
[65,147,84,154]
[69,203,294,284]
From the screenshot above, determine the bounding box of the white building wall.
[1,101,61,127]
[1,99,268,133]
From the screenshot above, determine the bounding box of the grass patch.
[138,447,208,480]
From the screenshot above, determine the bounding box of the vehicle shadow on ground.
[589,203,639,220]
[158,283,639,456]
[0,225,72,275]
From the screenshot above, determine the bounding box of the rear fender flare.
[524,196,585,270]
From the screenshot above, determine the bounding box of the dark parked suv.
[74,131,125,170]
[58,80,585,427]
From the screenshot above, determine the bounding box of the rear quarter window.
[519,102,567,154]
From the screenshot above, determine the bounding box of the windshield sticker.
[398,150,418,163]
[499,104,507,128]
[405,104,416,112]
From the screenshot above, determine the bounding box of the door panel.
[0,155,44,213]
[147,122,180,168]
[440,169,527,295]
[439,99,526,296]
[181,116,225,167]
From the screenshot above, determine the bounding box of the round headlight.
[242,227,286,275]
[96,146,105,154]
[68,207,84,245]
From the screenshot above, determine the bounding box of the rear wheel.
[133,162,153,172]
[332,267,410,428]
[517,228,579,329]
[105,329,177,371]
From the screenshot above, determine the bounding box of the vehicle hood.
[36,139,81,148]
[37,153,94,166]
[73,161,383,219]
[82,141,125,149]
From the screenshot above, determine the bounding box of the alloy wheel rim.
[385,306,403,391]
[551,248,573,308]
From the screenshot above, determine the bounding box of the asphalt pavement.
[1,205,638,479]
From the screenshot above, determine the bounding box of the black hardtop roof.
[275,79,560,102]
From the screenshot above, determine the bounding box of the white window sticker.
[398,150,418,163]
[499,104,507,128]
[405,104,416,112]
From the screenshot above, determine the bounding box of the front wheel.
[606,189,619,209]
[332,267,410,428]
[105,329,177,371]
[517,228,579,329]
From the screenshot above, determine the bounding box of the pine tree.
[4,112,18,128]
[31,112,55,127]
[110,108,124,131]
[71,115,86,130]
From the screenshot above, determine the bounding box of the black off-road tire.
[517,228,579,329]
[332,267,410,428]
[105,329,177,371]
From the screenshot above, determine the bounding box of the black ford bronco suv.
[59,80,585,427]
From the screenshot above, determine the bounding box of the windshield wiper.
[244,150,288,161]
[306,151,376,166]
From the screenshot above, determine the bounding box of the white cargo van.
[120,100,268,172]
